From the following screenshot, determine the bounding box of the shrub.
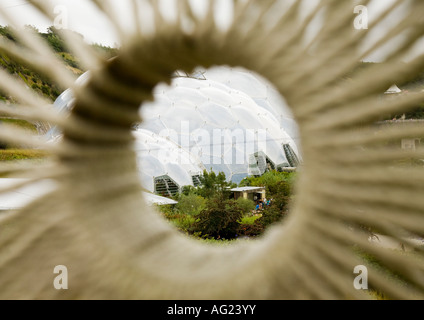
[155,203,174,217]
[238,170,296,199]
[175,193,206,216]
[260,204,285,228]
[41,85,50,95]
[236,197,256,215]
[238,220,264,238]
[197,169,231,198]
[45,27,66,52]
[193,195,243,239]
[169,214,197,233]
[180,185,197,196]
[259,183,291,228]
[239,215,261,225]
[0,26,16,41]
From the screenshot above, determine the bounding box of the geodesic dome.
[133,129,205,196]
[48,67,301,191]
[44,72,90,141]
[46,94,206,195]
[139,67,300,183]
[203,66,301,151]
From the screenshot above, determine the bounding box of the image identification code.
[167,304,256,317]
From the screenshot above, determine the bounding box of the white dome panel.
[49,66,301,194]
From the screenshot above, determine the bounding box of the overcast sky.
[0,0,420,62]
[0,0,119,46]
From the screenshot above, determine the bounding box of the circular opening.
[135,65,302,244]
[45,65,302,245]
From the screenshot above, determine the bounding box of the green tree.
[197,169,234,198]
[180,185,197,196]
[236,197,256,215]
[175,193,206,216]
[194,195,243,239]
[260,179,291,227]
[239,170,295,231]
[45,27,66,52]
[239,170,296,198]
[0,26,16,42]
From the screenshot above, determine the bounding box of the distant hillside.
[0,25,117,104]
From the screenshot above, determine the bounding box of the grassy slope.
[0,25,117,162]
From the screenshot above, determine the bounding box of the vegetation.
[0,24,117,103]
[0,117,43,157]
[175,193,206,216]
[0,24,118,162]
[196,170,235,198]
[193,195,244,239]
[158,169,295,241]
[0,149,47,161]
[239,170,296,196]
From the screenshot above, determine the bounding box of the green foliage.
[239,215,261,225]
[157,170,295,240]
[175,193,206,216]
[261,180,291,227]
[59,52,80,69]
[0,149,47,161]
[237,220,265,238]
[193,195,244,239]
[236,197,256,215]
[42,26,67,52]
[239,170,294,230]
[197,169,234,198]
[41,85,50,96]
[169,214,198,232]
[180,185,197,196]
[239,170,296,198]
[0,24,118,104]
[0,26,16,41]
[260,201,286,228]
[155,203,174,217]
